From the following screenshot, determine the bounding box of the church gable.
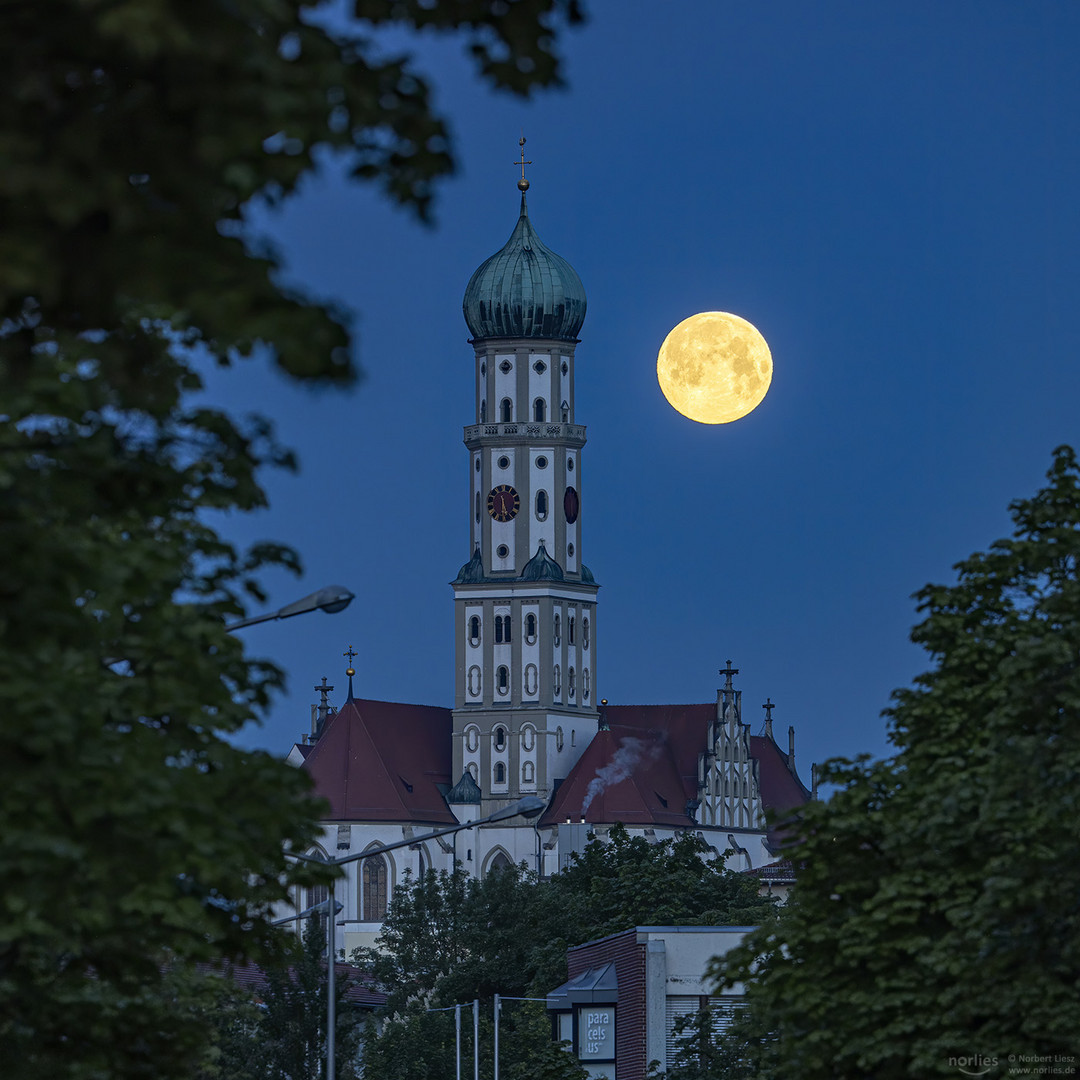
[302,698,456,825]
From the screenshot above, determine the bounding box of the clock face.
[487,484,520,522]
[563,485,580,524]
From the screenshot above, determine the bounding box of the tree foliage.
[0,3,582,1075]
[359,827,775,1080]
[713,447,1080,1078]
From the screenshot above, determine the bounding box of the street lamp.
[284,795,547,1080]
[226,584,355,631]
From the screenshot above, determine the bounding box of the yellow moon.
[657,311,772,424]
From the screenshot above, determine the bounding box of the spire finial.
[343,645,357,701]
[762,697,775,739]
[515,135,531,192]
[720,659,739,692]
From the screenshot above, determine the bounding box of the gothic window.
[362,855,388,922]
[522,761,535,783]
[583,617,590,648]
[535,490,548,520]
[569,617,575,645]
[494,762,506,784]
[494,726,506,751]
[533,398,546,422]
[307,881,328,926]
[525,613,537,642]
[469,616,481,646]
[496,666,509,695]
[568,666,576,699]
[554,614,561,646]
[500,398,512,422]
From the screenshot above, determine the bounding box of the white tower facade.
[452,176,598,816]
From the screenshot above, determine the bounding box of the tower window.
[496,544,509,559]
[497,666,509,695]
[524,664,538,696]
[522,761,535,783]
[554,614,561,646]
[583,667,591,700]
[500,398,512,422]
[525,613,537,641]
[362,854,388,922]
[561,401,569,422]
[475,458,481,472]
[554,664,561,696]
[536,456,548,469]
[521,724,536,751]
[465,726,479,752]
[567,457,574,471]
[569,617,575,646]
[493,615,511,642]
[468,762,478,781]
[568,666,576,699]
[561,360,568,375]
[494,762,506,784]
[535,490,548,520]
[475,492,480,522]
[480,400,486,422]
[583,617,590,648]
[533,359,546,374]
[481,362,486,376]
[498,455,510,470]
[533,398,546,422]
[556,726,564,751]
[567,543,575,558]
[500,360,512,374]
[469,616,481,646]
[494,726,506,750]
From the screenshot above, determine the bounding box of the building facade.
[286,171,810,959]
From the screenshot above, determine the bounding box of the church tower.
[451,145,599,813]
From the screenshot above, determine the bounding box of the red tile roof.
[302,698,456,825]
[540,704,809,829]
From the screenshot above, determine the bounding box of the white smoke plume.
[580,737,661,817]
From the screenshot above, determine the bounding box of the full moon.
[657,311,773,424]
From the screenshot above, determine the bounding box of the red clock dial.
[563,486,579,524]
[487,484,520,522]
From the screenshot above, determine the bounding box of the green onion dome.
[463,194,586,342]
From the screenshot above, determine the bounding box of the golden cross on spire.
[514,135,531,192]
[343,644,357,677]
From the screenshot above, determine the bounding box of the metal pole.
[456,1004,462,1080]
[327,877,336,1080]
[473,999,479,1080]
[493,994,500,1080]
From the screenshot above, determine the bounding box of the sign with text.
[577,1006,615,1060]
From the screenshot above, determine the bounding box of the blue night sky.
[208,1,1080,779]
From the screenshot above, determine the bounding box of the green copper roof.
[463,194,586,342]
[521,539,564,582]
[446,770,482,805]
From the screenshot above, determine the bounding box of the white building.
[287,169,810,959]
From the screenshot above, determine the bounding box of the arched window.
[556,726,564,751]
[524,664,538,696]
[502,615,512,642]
[494,762,506,784]
[480,399,486,422]
[554,614,561,646]
[500,398,513,423]
[495,617,503,644]
[521,725,535,751]
[465,725,480,752]
[494,726,506,751]
[568,666,576,699]
[468,762,478,781]
[522,761,535,783]
[583,667,591,701]
[525,613,537,641]
[533,398,546,422]
[569,617,575,645]
[497,666,509,695]
[583,616,590,648]
[535,490,548,520]
[469,616,481,646]
[561,400,570,422]
[554,664,561,696]
[362,854,388,922]
[467,666,481,696]
[307,881,329,926]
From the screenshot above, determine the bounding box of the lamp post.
[285,795,547,1080]
[494,995,550,1080]
[225,584,355,631]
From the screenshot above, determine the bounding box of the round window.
[567,457,574,471]
[535,456,548,469]
[498,455,510,470]
[496,544,509,558]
